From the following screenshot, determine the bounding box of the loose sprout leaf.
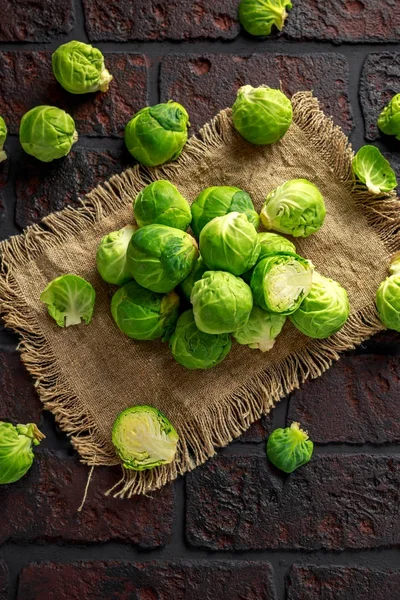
[40,274,96,328]
[352,145,397,193]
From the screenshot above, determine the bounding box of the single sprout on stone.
[96,224,137,286]
[232,85,293,145]
[125,101,189,167]
[170,309,232,369]
[290,272,350,339]
[134,180,191,231]
[200,212,260,276]
[352,145,397,194]
[238,0,293,37]
[52,40,113,94]
[242,232,296,282]
[267,422,313,473]
[377,94,400,140]
[191,270,253,334]
[233,305,286,351]
[251,254,314,314]
[179,256,208,301]
[20,106,78,162]
[191,186,259,238]
[111,280,179,341]
[40,274,96,327]
[112,406,179,471]
[0,116,7,162]
[261,179,326,238]
[0,422,45,485]
[376,255,400,332]
[127,224,198,293]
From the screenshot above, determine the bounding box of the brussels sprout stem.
[72,130,79,145]
[0,148,6,162]
[99,69,113,93]
[16,423,45,446]
[289,422,309,442]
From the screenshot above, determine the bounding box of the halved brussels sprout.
[170,310,232,369]
[179,256,208,301]
[125,101,189,167]
[96,224,136,286]
[233,305,286,351]
[352,145,397,193]
[0,115,7,162]
[20,106,78,162]
[127,224,198,293]
[134,180,191,231]
[267,422,313,473]
[261,179,326,238]
[112,406,179,471]
[40,274,96,327]
[376,272,400,332]
[242,232,296,282]
[290,272,350,339]
[378,94,400,140]
[200,212,260,276]
[111,280,179,341]
[232,85,293,145]
[0,422,45,485]
[238,0,292,37]
[251,254,313,314]
[191,186,259,238]
[191,270,253,334]
[52,40,113,94]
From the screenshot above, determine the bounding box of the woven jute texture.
[1,92,399,497]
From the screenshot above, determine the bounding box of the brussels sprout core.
[52,41,113,94]
[0,422,45,485]
[112,406,179,471]
[0,115,7,162]
[238,0,293,37]
[267,422,313,474]
[378,94,400,140]
[20,106,78,162]
[40,274,96,327]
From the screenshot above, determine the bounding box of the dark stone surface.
[287,564,400,600]
[186,454,400,550]
[160,53,353,134]
[0,562,7,600]
[237,415,273,443]
[0,161,7,222]
[0,451,174,547]
[17,560,277,600]
[0,0,74,42]
[0,349,42,423]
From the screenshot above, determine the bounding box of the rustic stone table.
[0,1,399,598]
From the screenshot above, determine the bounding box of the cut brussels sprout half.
[377,94,400,140]
[267,422,313,473]
[0,115,7,162]
[112,406,179,471]
[52,40,113,94]
[96,224,137,286]
[0,422,45,485]
[352,145,397,193]
[40,274,96,327]
[20,106,78,162]
[238,0,293,37]
[233,305,286,351]
[242,232,296,282]
[134,180,191,231]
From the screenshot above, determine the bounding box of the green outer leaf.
[134,180,192,230]
[377,94,400,139]
[52,40,112,94]
[376,274,400,332]
[267,422,313,473]
[96,224,136,285]
[0,115,7,162]
[40,274,96,327]
[352,145,397,193]
[179,256,208,301]
[233,305,286,351]
[19,106,78,162]
[238,0,293,37]
[0,422,44,484]
[170,310,232,369]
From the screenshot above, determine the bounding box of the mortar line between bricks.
[73,0,90,44]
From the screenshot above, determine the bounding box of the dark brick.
[0,451,173,547]
[287,564,400,600]
[237,415,273,443]
[358,329,400,354]
[0,0,74,42]
[160,53,353,134]
[0,52,148,138]
[285,1,400,44]
[186,454,400,550]
[0,349,42,423]
[360,52,400,141]
[0,561,7,600]
[15,148,132,229]
[288,355,400,444]
[383,153,400,191]
[83,0,239,42]
[18,560,277,600]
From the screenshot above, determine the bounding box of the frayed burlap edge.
[0,92,399,498]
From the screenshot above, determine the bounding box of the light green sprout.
[352,145,397,193]
[233,305,286,351]
[0,116,7,162]
[0,422,45,484]
[52,40,113,94]
[376,255,400,332]
[40,274,96,327]
[267,422,313,473]
[238,0,293,37]
[96,224,137,286]
[20,106,78,162]
[134,180,192,231]
[378,94,400,140]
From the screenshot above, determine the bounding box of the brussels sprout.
[238,0,292,37]
[261,179,326,238]
[179,256,208,301]
[389,253,400,276]
[111,280,180,341]
[127,224,198,293]
[233,305,286,351]
[200,212,260,276]
[20,106,78,162]
[112,406,178,471]
[377,94,400,140]
[191,186,259,238]
[0,422,45,485]
[40,274,96,327]
[96,225,136,286]
[125,102,189,167]
[0,116,7,162]
[232,85,293,145]
[170,310,232,369]
[134,180,191,231]
[267,422,313,473]
[191,270,253,334]
[52,40,113,94]
[242,232,296,282]
[376,273,400,332]
[290,272,350,339]
[352,145,397,194]
[251,254,313,314]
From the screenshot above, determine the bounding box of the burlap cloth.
[1,93,399,498]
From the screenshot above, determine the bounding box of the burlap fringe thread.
[0,92,399,498]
